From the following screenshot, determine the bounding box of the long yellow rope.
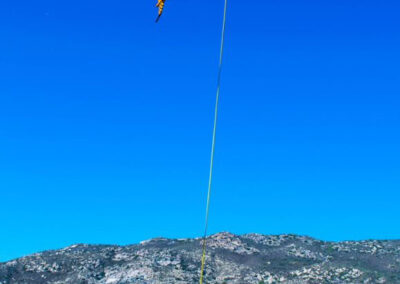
[199,0,228,283]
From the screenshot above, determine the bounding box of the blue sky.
[1,0,399,261]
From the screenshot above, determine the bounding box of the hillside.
[1,232,400,283]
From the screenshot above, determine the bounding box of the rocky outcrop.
[1,232,400,283]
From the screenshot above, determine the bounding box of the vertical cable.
[199,0,228,283]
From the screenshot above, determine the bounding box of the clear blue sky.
[1,0,399,261]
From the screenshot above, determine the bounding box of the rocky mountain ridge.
[1,232,400,283]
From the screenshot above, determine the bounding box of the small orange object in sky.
[155,0,166,22]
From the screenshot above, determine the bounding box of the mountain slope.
[1,232,400,283]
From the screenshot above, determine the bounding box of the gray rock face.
[1,232,400,283]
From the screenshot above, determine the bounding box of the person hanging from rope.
[155,0,166,22]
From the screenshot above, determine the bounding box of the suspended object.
[155,0,166,22]
[152,0,230,282]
